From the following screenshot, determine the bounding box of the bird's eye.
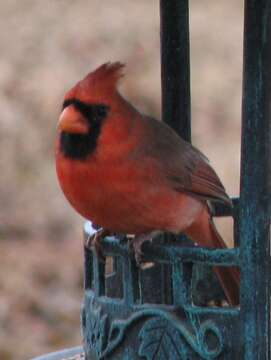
[61,99,109,125]
[93,105,109,120]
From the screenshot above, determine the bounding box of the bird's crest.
[70,62,125,99]
[87,62,125,87]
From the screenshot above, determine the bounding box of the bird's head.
[57,62,125,160]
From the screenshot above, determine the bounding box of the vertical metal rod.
[172,261,192,306]
[84,247,93,290]
[240,1,271,359]
[160,0,191,307]
[122,257,139,305]
[160,0,191,141]
[93,256,105,296]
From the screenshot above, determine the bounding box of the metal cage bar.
[160,0,191,141]
[239,0,271,358]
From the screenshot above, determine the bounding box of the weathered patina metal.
[80,0,271,359]
[239,0,271,358]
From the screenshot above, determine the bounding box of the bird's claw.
[130,233,154,265]
[133,244,144,265]
[84,228,111,262]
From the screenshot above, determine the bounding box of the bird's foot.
[131,231,162,265]
[85,228,111,262]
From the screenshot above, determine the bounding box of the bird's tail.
[185,208,240,306]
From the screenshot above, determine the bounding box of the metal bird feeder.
[34,0,271,359]
[81,1,271,359]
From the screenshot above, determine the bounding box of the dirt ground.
[0,1,243,359]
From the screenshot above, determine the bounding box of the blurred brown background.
[0,1,243,359]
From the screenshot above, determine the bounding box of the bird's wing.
[137,116,231,206]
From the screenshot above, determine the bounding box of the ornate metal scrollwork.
[83,298,223,359]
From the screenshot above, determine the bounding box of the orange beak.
[58,106,88,134]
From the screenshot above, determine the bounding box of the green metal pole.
[240,1,271,359]
[160,0,191,141]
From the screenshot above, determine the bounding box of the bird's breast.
[56,152,204,234]
[56,153,149,232]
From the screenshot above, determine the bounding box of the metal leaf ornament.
[138,317,189,360]
[85,302,108,358]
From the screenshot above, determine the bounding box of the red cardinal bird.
[55,62,239,305]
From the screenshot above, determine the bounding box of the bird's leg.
[131,231,162,265]
[85,228,111,261]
